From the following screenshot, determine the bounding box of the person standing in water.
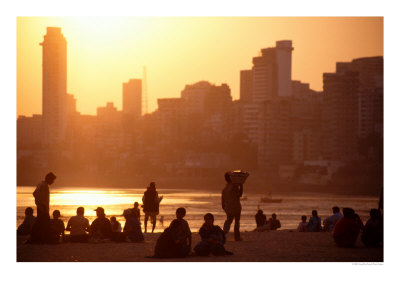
[142,182,163,233]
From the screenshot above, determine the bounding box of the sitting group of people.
[18,203,144,244]
[254,210,282,231]
[295,206,383,248]
[152,208,233,259]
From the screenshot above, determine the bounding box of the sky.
[16,17,383,117]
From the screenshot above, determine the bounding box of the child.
[297,216,308,232]
[110,216,122,233]
[268,213,281,230]
[50,210,65,241]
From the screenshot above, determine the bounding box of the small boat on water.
[260,196,282,203]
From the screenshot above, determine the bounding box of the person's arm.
[66,218,72,231]
[238,184,243,198]
[277,220,281,229]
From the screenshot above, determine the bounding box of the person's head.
[332,206,340,214]
[25,207,34,216]
[370,208,380,220]
[76,207,84,216]
[53,210,60,219]
[134,202,139,208]
[94,207,105,217]
[224,172,231,183]
[257,210,263,215]
[312,210,318,217]
[176,207,186,219]
[204,213,214,227]
[342,207,355,218]
[301,215,307,222]
[45,172,56,185]
[110,216,116,222]
[149,182,156,190]
[272,213,277,219]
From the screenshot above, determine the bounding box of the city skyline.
[17,17,383,117]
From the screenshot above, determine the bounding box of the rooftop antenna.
[142,66,148,115]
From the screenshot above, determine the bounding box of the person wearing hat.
[90,207,113,241]
[28,172,57,243]
[142,182,163,233]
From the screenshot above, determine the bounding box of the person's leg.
[223,213,234,234]
[151,215,156,233]
[234,209,241,241]
[210,243,226,256]
[144,214,149,233]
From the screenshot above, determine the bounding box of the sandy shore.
[16,230,383,262]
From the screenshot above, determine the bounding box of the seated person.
[153,208,191,258]
[268,213,281,230]
[255,210,269,231]
[132,202,141,221]
[89,207,113,242]
[297,216,308,232]
[307,210,322,232]
[333,207,360,248]
[66,207,90,243]
[194,213,232,256]
[361,209,383,247]
[50,210,65,241]
[123,209,144,242]
[17,207,36,236]
[323,206,343,232]
[110,216,122,233]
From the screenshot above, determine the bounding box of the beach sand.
[16,230,383,262]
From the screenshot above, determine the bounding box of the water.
[16,186,379,232]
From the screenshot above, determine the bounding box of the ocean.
[16,186,379,232]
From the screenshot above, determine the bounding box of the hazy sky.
[17,17,383,116]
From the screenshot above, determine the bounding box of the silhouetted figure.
[297,216,308,232]
[132,202,141,222]
[362,209,383,247]
[323,206,343,232]
[333,208,360,248]
[90,207,113,242]
[159,215,164,227]
[17,207,36,236]
[268,213,281,230]
[66,207,90,243]
[123,209,144,243]
[353,213,364,231]
[307,210,322,232]
[28,172,56,244]
[152,208,191,259]
[142,182,163,233]
[255,210,269,231]
[50,210,65,241]
[222,172,243,241]
[110,216,122,233]
[194,213,232,256]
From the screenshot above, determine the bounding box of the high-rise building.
[40,27,67,147]
[123,79,142,118]
[240,70,253,101]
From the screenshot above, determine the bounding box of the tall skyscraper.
[40,27,67,147]
[123,79,142,118]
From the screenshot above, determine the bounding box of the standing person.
[323,206,343,232]
[307,210,322,232]
[222,172,243,241]
[28,172,56,243]
[17,207,36,236]
[90,207,113,242]
[142,182,163,233]
[66,207,90,243]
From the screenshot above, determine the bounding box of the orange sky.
[16,17,383,116]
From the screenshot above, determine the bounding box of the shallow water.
[16,186,379,232]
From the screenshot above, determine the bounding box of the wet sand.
[16,230,383,262]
